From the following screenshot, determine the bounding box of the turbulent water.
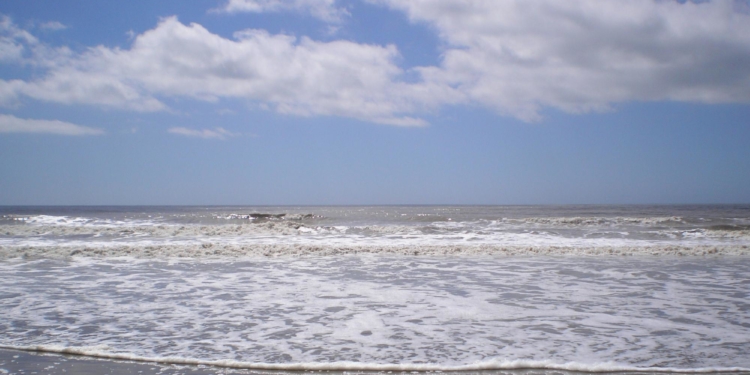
[1,205,749,257]
[1,205,750,373]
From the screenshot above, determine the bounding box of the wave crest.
[1,243,747,259]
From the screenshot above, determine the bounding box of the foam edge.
[2,345,749,373]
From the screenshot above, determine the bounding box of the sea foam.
[2,257,749,370]
[4,345,750,373]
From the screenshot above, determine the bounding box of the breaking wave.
[501,216,687,226]
[0,221,310,237]
[1,243,746,259]
[2,209,750,259]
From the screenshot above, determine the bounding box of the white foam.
[2,257,749,370]
[3,345,749,373]
[1,223,748,256]
[3,210,749,260]
[18,214,161,228]
[506,216,687,226]
[0,243,746,259]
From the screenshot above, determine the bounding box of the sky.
[0,0,749,205]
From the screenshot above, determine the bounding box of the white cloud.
[0,16,439,125]
[0,114,103,135]
[216,0,349,23]
[2,2,750,125]
[0,15,76,70]
[168,126,239,139]
[0,15,38,63]
[374,0,750,121]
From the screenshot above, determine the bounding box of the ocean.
[1,205,749,374]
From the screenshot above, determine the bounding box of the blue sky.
[1,0,749,205]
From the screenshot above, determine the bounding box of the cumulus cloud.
[0,16,438,125]
[374,0,750,121]
[168,126,239,140]
[215,0,349,23]
[0,114,103,135]
[2,2,750,125]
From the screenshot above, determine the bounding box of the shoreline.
[3,348,750,375]
[0,347,261,375]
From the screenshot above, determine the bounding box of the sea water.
[1,205,749,373]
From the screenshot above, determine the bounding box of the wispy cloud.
[168,126,239,140]
[39,21,67,31]
[214,0,349,23]
[0,114,103,135]
[0,15,39,63]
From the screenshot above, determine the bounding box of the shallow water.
[1,256,749,372]
[2,206,750,373]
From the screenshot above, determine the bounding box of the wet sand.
[0,348,262,375]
